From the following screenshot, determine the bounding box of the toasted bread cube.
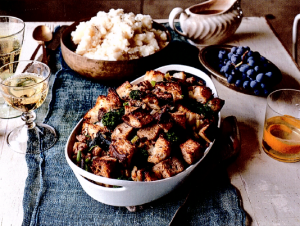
[155,82,183,102]
[124,105,139,115]
[73,142,88,154]
[148,136,171,164]
[177,104,203,126]
[106,88,123,109]
[122,108,154,128]
[152,89,173,103]
[116,81,133,100]
[188,86,213,104]
[83,88,122,124]
[144,70,164,83]
[142,94,160,110]
[132,80,153,92]
[137,123,162,141]
[91,146,105,157]
[131,166,158,182]
[91,156,118,178]
[199,123,218,143]
[76,134,87,142]
[158,121,173,133]
[111,122,134,141]
[109,139,136,167]
[186,76,197,85]
[172,71,186,80]
[144,171,159,181]
[207,97,225,113]
[180,139,203,165]
[152,157,185,179]
[170,111,186,129]
[81,122,107,139]
[131,166,144,182]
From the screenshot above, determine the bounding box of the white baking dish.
[65,64,221,207]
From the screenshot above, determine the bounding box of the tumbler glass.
[262,89,300,162]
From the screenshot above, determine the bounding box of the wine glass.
[0,60,57,154]
[0,16,25,119]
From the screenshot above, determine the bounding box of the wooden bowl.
[60,18,171,85]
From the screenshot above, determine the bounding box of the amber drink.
[262,89,300,162]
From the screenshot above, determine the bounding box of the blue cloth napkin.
[22,23,246,226]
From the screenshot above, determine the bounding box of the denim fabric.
[22,23,246,226]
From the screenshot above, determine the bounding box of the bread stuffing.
[71,70,225,182]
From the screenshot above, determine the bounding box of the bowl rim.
[65,64,221,186]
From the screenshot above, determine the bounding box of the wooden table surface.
[1,18,300,226]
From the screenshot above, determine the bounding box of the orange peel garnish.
[264,118,300,154]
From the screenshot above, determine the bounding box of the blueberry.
[256,73,265,83]
[235,79,243,87]
[250,80,259,89]
[236,47,244,55]
[239,64,250,73]
[231,54,240,64]
[263,63,270,70]
[243,80,250,89]
[252,51,261,59]
[254,89,262,95]
[248,60,255,67]
[261,83,268,89]
[247,50,253,57]
[247,56,254,62]
[241,73,247,80]
[230,46,237,53]
[218,52,225,60]
[265,71,273,78]
[243,46,250,51]
[228,52,234,59]
[260,56,267,63]
[262,89,270,96]
[227,75,235,84]
[246,69,255,79]
[226,60,232,66]
[219,50,227,55]
[254,65,260,72]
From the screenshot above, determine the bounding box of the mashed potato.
[71,9,169,61]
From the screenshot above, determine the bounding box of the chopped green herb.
[186,99,214,117]
[102,107,124,130]
[150,81,156,87]
[140,149,148,157]
[165,131,180,143]
[131,135,139,144]
[129,90,142,100]
[76,150,81,163]
[88,145,98,152]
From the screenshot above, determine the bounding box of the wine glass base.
[0,103,22,119]
[7,123,57,154]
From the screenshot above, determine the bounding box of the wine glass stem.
[21,111,36,129]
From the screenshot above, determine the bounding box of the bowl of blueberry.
[199,45,282,96]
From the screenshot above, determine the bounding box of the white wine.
[0,38,21,67]
[1,73,48,112]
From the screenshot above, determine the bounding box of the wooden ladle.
[32,25,53,64]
